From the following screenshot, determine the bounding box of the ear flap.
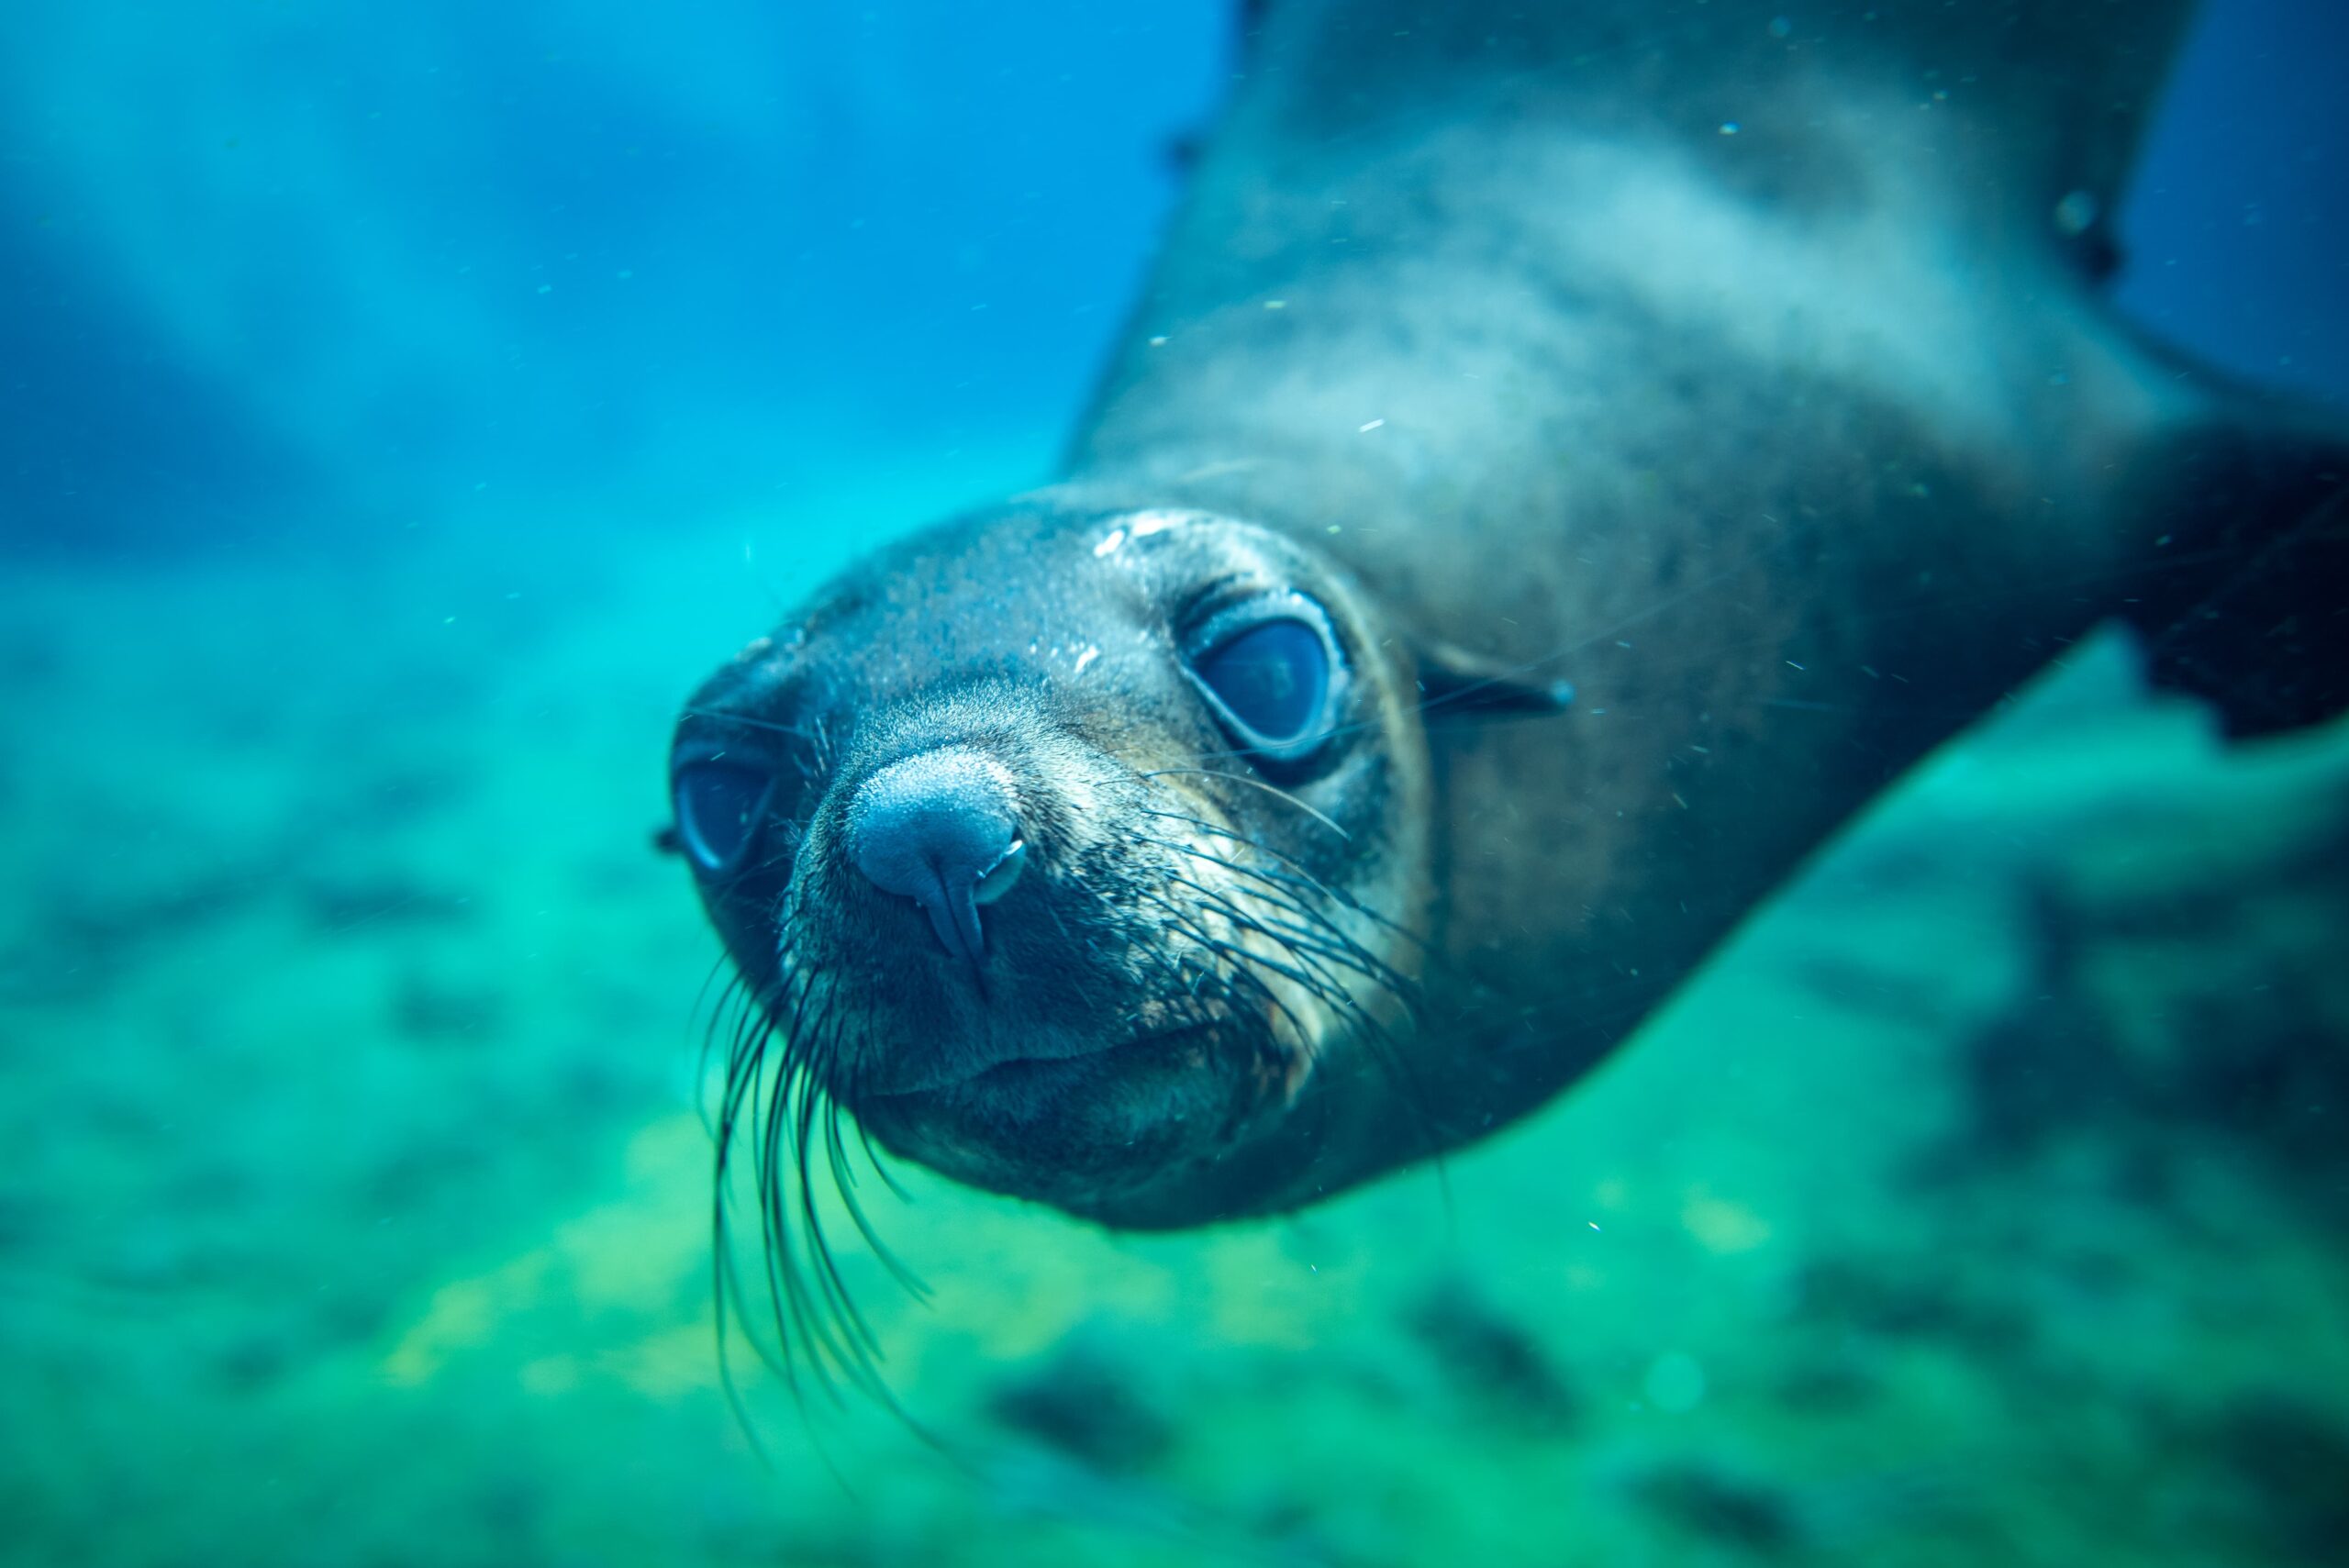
[1412,636,1575,722]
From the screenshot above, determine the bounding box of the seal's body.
[675,0,2344,1240]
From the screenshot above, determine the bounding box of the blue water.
[4,3,1220,552]
[3,6,2346,1566]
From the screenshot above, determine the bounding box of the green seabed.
[4,450,2346,1567]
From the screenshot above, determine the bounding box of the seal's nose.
[846,747,1027,961]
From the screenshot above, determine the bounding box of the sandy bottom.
[4,452,2346,1566]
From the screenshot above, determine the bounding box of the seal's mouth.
[844,999,1292,1214]
[902,1021,1224,1100]
[953,1018,1221,1089]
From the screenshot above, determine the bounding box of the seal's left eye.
[1184,595,1346,764]
[674,761,774,873]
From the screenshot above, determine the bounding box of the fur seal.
[673,0,2345,1268]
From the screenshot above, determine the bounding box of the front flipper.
[2121,396,2349,736]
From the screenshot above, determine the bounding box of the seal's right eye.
[673,760,775,873]
[1195,619,1327,740]
[1182,592,1349,766]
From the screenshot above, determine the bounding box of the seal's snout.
[846,746,1026,962]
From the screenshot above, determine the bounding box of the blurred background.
[1,3,2345,1565]
[3,1,1226,557]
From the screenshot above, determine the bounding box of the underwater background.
[3,2,2346,1563]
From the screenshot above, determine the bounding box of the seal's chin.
[850,1019,1285,1218]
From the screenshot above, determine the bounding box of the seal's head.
[673,503,1483,1227]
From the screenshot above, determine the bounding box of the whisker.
[1122,789,1458,1181]
[1136,808,1428,948]
[680,706,829,741]
[1146,837,1421,998]
[1140,766,1351,841]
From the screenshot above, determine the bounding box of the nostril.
[846,747,1020,960]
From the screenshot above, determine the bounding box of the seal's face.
[672,506,1436,1225]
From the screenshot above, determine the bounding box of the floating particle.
[2053,188,2099,237]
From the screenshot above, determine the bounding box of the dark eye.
[1183,595,1347,764]
[673,760,774,873]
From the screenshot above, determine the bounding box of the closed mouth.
[884,1023,1222,1101]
